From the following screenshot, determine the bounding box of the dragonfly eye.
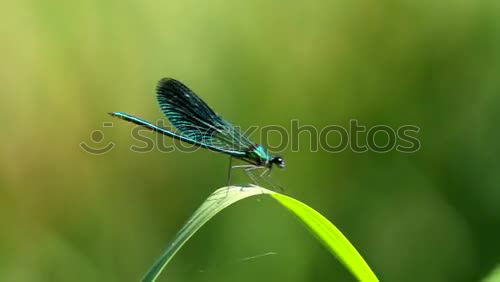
[272,157,285,168]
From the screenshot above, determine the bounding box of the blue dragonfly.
[109,78,285,186]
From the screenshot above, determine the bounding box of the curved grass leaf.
[142,185,378,282]
[271,193,378,281]
[483,264,500,282]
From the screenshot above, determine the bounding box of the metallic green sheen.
[248,145,272,165]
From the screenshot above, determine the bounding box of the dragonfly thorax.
[246,144,285,169]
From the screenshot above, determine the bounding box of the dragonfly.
[109,78,285,186]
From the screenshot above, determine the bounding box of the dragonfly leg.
[226,164,260,191]
[266,166,272,177]
[224,156,233,198]
[226,156,233,186]
[229,165,277,192]
[243,167,260,189]
[256,169,285,193]
[231,165,257,169]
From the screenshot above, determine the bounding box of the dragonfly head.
[271,156,285,169]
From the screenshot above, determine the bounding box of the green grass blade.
[271,193,378,282]
[483,264,500,282]
[141,185,272,281]
[142,185,378,282]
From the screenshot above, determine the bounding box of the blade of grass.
[142,185,378,282]
[271,193,378,281]
[483,264,500,282]
[141,185,269,281]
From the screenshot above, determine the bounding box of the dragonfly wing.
[156,78,254,152]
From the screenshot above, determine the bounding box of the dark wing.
[156,78,254,152]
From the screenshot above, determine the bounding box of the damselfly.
[109,78,285,186]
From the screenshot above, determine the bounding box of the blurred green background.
[1,0,500,281]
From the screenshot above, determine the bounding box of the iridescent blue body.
[109,78,285,170]
[243,144,273,167]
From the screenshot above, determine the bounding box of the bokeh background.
[1,0,500,281]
